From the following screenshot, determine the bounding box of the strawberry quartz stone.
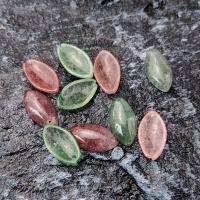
[24,90,58,126]
[94,50,120,94]
[71,124,118,152]
[23,59,60,94]
[138,111,167,160]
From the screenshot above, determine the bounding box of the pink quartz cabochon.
[94,50,121,94]
[138,111,167,160]
[23,59,60,94]
[71,124,118,152]
[24,90,58,126]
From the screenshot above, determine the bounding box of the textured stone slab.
[1,0,200,199]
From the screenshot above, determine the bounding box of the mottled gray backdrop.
[0,0,200,199]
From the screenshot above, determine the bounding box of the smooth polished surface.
[71,124,118,152]
[138,111,167,160]
[23,59,60,93]
[57,43,93,78]
[24,90,58,126]
[145,48,172,92]
[57,79,97,110]
[109,98,137,146]
[43,125,82,166]
[94,50,120,94]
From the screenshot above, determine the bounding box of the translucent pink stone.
[138,111,167,160]
[23,59,59,94]
[24,90,58,126]
[94,50,120,94]
[70,124,118,152]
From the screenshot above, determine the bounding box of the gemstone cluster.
[23,45,171,165]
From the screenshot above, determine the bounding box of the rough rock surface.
[1,0,200,199]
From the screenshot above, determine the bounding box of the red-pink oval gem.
[23,59,59,94]
[94,50,120,94]
[70,124,118,152]
[138,111,167,160]
[24,90,58,126]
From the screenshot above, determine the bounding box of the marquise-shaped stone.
[57,43,93,78]
[23,59,60,94]
[109,98,137,146]
[57,79,97,110]
[43,125,82,166]
[138,111,167,160]
[71,124,118,152]
[94,50,120,94]
[24,90,58,126]
[145,48,172,92]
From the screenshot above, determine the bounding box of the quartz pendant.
[24,90,58,126]
[71,124,118,152]
[23,59,60,94]
[145,48,172,92]
[94,50,120,94]
[109,98,137,146]
[138,111,167,160]
[57,79,97,110]
[43,125,82,166]
[57,43,93,78]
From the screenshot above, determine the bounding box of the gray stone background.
[0,0,200,199]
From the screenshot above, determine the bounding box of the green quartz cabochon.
[43,125,82,166]
[145,48,173,92]
[57,43,93,78]
[57,79,97,110]
[109,98,137,146]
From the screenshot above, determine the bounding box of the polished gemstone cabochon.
[23,59,60,94]
[43,125,82,166]
[145,48,173,92]
[109,98,137,146]
[57,43,93,78]
[138,111,167,160]
[57,79,97,110]
[71,124,118,152]
[24,90,58,126]
[94,50,120,94]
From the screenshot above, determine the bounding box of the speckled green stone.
[57,43,93,78]
[43,125,82,166]
[145,48,173,92]
[109,98,137,146]
[57,79,97,110]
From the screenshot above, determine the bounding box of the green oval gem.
[145,48,173,92]
[109,98,137,146]
[57,79,97,110]
[43,125,82,166]
[57,43,93,78]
